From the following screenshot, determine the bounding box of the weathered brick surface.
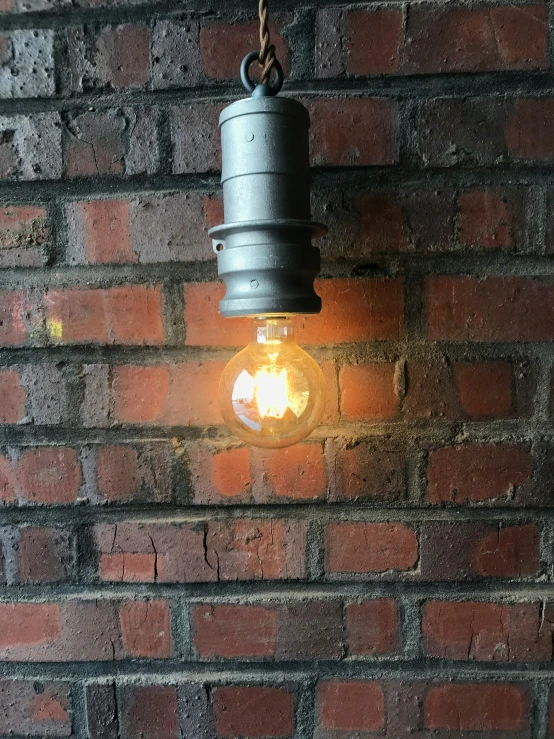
[0,2,551,737]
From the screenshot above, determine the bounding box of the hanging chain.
[258,0,276,84]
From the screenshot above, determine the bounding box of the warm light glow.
[255,367,288,419]
[219,317,326,448]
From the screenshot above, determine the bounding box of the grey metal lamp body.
[209,89,327,318]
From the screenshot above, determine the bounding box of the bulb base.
[209,95,326,318]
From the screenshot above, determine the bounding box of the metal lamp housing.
[209,91,326,318]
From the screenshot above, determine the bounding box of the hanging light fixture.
[209,0,327,449]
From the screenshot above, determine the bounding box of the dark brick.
[152,20,201,89]
[64,108,159,177]
[87,683,118,739]
[420,523,540,580]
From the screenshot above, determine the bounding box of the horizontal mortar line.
[1,659,554,681]
[0,502,551,525]
[2,72,554,114]
[0,419,549,446]
[3,254,554,288]
[1,581,553,600]
[0,0,545,29]
[2,165,554,201]
[4,254,554,290]
[0,340,553,364]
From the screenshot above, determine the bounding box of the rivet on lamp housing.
[209,54,327,448]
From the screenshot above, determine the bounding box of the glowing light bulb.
[218,317,326,448]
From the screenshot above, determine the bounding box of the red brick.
[300,278,404,343]
[16,527,73,583]
[95,522,216,583]
[0,369,25,422]
[346,10,402,75]
[45,285,164,345]
[424,683,528,731]
[120,686,178,739]
[427,276,554,341]
[185,278,404,346]
[94,519,306,582]
[119,600,171,658]
[190,444,253,504]
[111,362,224,426]
[314,187,527,257]
[64,108,158,177]
[317,681,384,731]
[0,290,40,345]
[68,199,135,264]
[0,681,71,736]
[68,194,211,265]
[320,362,340,424]
[0,599,171,661]
[258,443,327,500]
[0,455,15,501]
[421,523,540,580]
[0,205,49,267]
[68,24,151,91]
[0,603,61,649]
[459,190,518,249]
[345,599,399,656]
[200,19,290,80]
[326,522,418,575]
[15,447,82,504]
[340,363,399,421]
[207,519,306,581]
[307,98,398,166]
[213,686,295,738]
[194,604,277,658]
[184,282,251,347]
[403,6,547,74]
[329,441,406,501]
[274,601,343,660]
[95,444,172,503]
[423,601,554,661]
[473,525,540,577]
[427,444,533,504]
[506,99,554,161]
[194,601,345,661]
[403,360,520,420]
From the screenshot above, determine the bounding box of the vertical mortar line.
[162,281,186,347]
[402,594,423,662]
[295,676,317,739]
[540,518,554,583]
[69,679,89,739]
[285,7,315,81]
[52,24,69,98]
[526,184,548,256]
[531,678,551,739]
[172,593,193,661]
[305,518,325,582]
[157,106,174,176]
[548,1,554,72]
[534,354,552,423]
[47,198,66,267]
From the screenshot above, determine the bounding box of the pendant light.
[209,1,327,449]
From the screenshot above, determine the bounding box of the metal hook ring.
[240,51,283,96]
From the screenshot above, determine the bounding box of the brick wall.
[0,0,553,737]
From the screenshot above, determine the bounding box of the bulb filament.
[255,367,288,419]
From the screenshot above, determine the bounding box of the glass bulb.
[219,317,326,448]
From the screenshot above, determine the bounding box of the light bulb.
[218,317,326,448]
